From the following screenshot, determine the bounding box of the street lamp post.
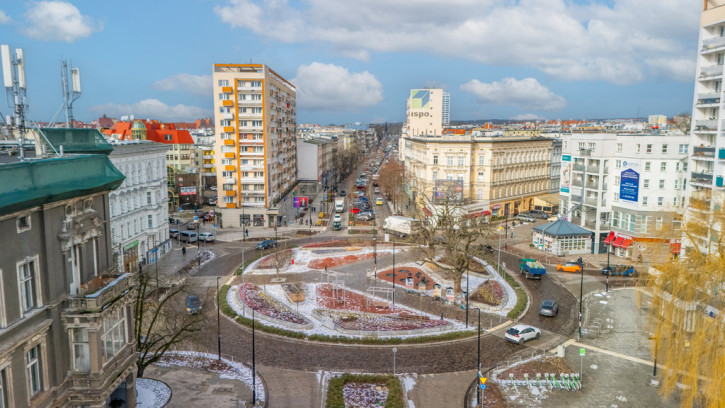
[252,308,257,405]
[216,276,221,360]
[497,226,503,273]
[373,237,377,266]
[477,308,481,407]
[465,258,470,328]
[606,240,611,292]
[196,221,201,275]
[274,225,279,278]
[392,347,397,375]
[578,256,584,338]
[392,240,396,309]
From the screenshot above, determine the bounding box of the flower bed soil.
[178,250,213,275]
[438,256,488,274]
[477,381,505,407]
[318,310,447,331]
[470,280,504,306]
[343,383,388,407]
[240,283,309,324]
[302,240,351,248]
[498,357,572,380]
[308,253,375,269]
[375,267,437,290]
[255,249,294,269]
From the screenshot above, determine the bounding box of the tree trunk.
[136,362,146,379]
[453,274,462,294]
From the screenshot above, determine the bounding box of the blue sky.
[0,0,702,124]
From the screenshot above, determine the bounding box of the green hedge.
[494,266,529,320]
[348,229,378,235]
[218,285,475,344]
[326,374,403,408]
[235,253,262,275]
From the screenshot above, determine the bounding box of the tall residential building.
[212,64,297,228]
[688,1,725,253]
[0,151,137,407]
[559,132,689,258]
[405,89,450,137]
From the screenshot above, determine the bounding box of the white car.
[333,214,342,223]
[198,232,215,242]
[504,324,541,345]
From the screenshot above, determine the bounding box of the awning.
[671,243,681,254]
[482,210,491,216]
[620,239,632,249]
[604,232,615,245]
[424,208,432,216]
[611,237,625,247]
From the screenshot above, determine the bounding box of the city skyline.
[0,0,702,124]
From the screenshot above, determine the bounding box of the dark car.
[185,295,202,314]
[169,229,180,239]
[339,190,346,196]
[601,265,638,277]
[539,299,559,317]
[256,239,277,250]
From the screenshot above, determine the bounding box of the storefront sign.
[620,161,640,202]
[180,186,196,196]
[123,240,139,250]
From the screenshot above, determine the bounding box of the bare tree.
[378,160,406,213]
[412,184,491,293]
[133,271,207,378]
[644,196,724,408]
[673,113,691,134]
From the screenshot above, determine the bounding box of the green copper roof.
[37,128,114,155]
[0,155,125,216]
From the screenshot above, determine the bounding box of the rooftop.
[36,128,114,155]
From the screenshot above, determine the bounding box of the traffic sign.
[479,384,486,390]
[193,216,199,224]
[580,348,586,356]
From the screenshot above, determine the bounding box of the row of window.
[614,177,686,190]
[612,212,681,233]
[166,154,191,161]
[615,143,689,154]
[612,193,685,208]
[110,191,163,217]
[614,160,688,172]
[111,215,156,241]
[115,160,164,187]
[0,257,42,329]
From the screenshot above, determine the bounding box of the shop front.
[122,240,139,273]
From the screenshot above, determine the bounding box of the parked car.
[339,190,346,196]
[601,265,638,277]
[199,232,215,242]
[516,214,536,223]
[374,187,381,194]
[185,295,202,314]
[556,261,582,273]
[256,239,277,250]
[547,215,559,222]
[209,186,217,191]
[350,207,361,214]
[169,229,180,239]
[333,214,342,223]
[484,244,494,253]
[528,210,549,219]
[179,231,198,243]
[539,299,559,317]
[376,197,384,205]
[505,324,541,344]
[186,222,197,230]
[355,211,374,221]
[354,191,366,197]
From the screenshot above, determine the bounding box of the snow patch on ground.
[590,364,598,370]
[247,246,409,275]
[401,374,417,408]
[616,395,628,402]
[136,378,171,408]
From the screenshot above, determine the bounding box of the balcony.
[65,273,133,312]
[241,150,264,156]
[693,146,716,158]
[69,344,136,394]
[572,179,583,187]
[585,181,599,190]
[584,197,599,207]
[203,163,214,169]
[700,64,724,78]
[696,92,721,106]
[223,126,235,133]
[573,164,585,172]
[239,138,263,144]
[224,152,235,159]
[238,99,262,105]
[578,149,592,157]
[239,125,263,131]
[694,120,718,131]
[587,166,600,174]
[237,85,262,91]
[690,197,711,209]
[702,35,725,50]
[238,112,263,118]
[202,154,213,159]
[222,113,234,120]
[691,171,714,184]
[224,178,235,184]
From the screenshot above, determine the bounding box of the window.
[617,143,622,152]
[646,144,652,153]
[642,196,648,205]
[16,215,31,232]
[433,155,438,165]
[636,144,641,153]
[615,160,622,169]
[674,180,679,189]
[656,217,663,231]
[679,144,688,154]
[26,345,41,396]
[164,134,172,142]
[614,193,619,201]
[432,170,438,180]
[457,173,464,181]
[218,79,229,86]
[71,328,90,373]
[683,162,688,172]
[612,211,619,227]
[477,189,483,200]
[101,308,127,364]
[673,197,678,206]
[218,93,230,100]
[662,144,668,153]
[614,176,620,186]
[147,215,153,228]
[478,155,484,166]
[644,179,650,189]
[457,156,465,166]
[146,191,152,205]
[447,156,453,166]
[660,162,667,171]
[478,172,484,182]
[18,258,39,313]
[676,162,680,171]
[645,162,651,171]
[0,365,9,408]
[659,180,665,189]
[658,197,664,206]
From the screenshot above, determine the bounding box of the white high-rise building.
[404,89,450,137]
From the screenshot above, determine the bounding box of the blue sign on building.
[620,168,640,202]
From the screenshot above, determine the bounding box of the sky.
[0,0,704,125]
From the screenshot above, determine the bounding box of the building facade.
[559,132,689,258]
[212,64,297,228]
[108,140,171,273]
[0,154,136,408]
[688,1,725,253]
[401,133,555,215]
[404,89,450,137]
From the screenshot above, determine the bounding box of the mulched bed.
[326,374,402,408]
[343,383,388,407]
[375,267,437,290]
[498,357,572,380]
[470,280,504,306]
[178,250,213,275]
[302,240,350,248]
[255,249,293,269]
[439,256,488,274]
[351,220,374,226]
[476,381,506,407]
[239,283,309,324]
[309,253,375,269]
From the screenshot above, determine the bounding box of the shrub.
[326,374,403,408]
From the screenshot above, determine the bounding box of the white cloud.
[511,113,545,120]
[461,78,566,111]
[214,0,699,84]
[88,99,210,122]
[292,62,383,111]
[152,74,212,97]
[0,10,11,24]
[21,1,102,42]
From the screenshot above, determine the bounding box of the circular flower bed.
[255,249,293,269]
[318,310,448,332]
[240,283,309,324]
[301,240,350,248]
[308,253,375,269]
[375,267,437,290]
[470,280,504,306]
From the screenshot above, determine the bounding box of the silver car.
[504,324,541,344]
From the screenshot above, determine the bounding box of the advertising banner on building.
[434,180,464,203]
[293,196,309,208]
[560,155,571,193]
[180,186,196,196]
[620,160,640,202]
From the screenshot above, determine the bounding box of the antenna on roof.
[49,59,82,128]
[1,44,28,161]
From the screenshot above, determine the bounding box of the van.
[179,231,197,243]
[517,214,536,223]
[528,210,548,219]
